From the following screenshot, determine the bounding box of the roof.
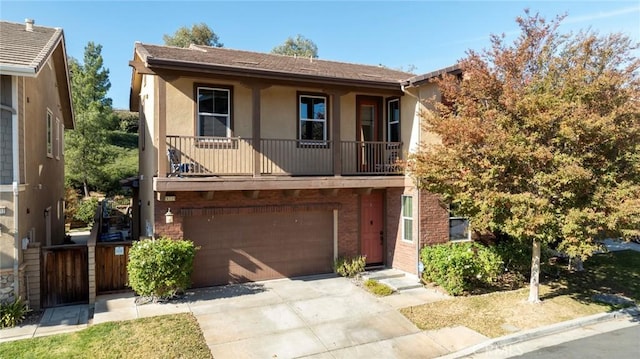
[0,20,62,76]
[132,43,414,86]
[403,64,462,87]
[0,20,74,128]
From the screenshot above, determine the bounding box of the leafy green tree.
[407,11,640,303]
[271,34,318,58]
[163,23,223,48]
[66,42,114,197]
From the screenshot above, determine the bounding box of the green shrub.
[0,297,30,328]
[127,237,199,299]
[334,255,366,277]
[420,242,502,296]
[74,197,99,225]
[364,279,394,296]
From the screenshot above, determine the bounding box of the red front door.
[360,190,384,264]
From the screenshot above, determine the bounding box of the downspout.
[12,76,20,297]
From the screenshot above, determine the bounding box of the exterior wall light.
[165,208,174,224]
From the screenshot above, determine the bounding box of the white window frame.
[196,86,231,138]
[401,195,413,242]
[60,122,65,157]
[55,118,60,159]
[387,98,400,143]
[46,109,53,158]
[298,94,327,143]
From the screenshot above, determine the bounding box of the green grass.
[0,313,212,359]
[364,279,394,296]
[402,250,640,338]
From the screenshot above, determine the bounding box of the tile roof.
[135,43,414,85]
[0,20,62,75]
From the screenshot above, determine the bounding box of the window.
[387,98,400,142]
[449,204,471,241]
[46,110,53,157]
[60,122,65,157]
[298,94,327,142]
[402,195,413,242]
[197,86,231,137]
[55,118,60,159]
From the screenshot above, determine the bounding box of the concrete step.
[361,268,406,281]
[362,269,424,292]
[379,276,423,291]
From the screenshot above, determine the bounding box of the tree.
[66,42,114,197]
[271,34,318,58]
[163,23,223,48]
[407,11,640,303]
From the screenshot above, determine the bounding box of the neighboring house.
[0,19,74,306]
[128,42,462,287]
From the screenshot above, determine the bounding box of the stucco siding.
[138,74,156,237]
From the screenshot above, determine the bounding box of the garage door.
[184,210,333,287]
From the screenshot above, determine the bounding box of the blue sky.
[1,1,639,109]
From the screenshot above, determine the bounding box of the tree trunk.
[528,239,541,303]
[83,180,89,198]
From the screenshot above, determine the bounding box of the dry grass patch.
[402,250,640,338]
[0,313,212,359]
[401,285,611,338]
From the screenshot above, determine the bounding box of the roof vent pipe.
[25,18,34,32]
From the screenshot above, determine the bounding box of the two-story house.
[128,43,459,288]
[0,19,74,307]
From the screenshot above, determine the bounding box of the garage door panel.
[185,210,333,287]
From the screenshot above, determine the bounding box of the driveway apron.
[186,275,449,359]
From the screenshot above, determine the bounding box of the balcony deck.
[156,136,406,192]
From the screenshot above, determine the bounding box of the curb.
[438,306,640,359]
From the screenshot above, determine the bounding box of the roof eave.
[145,57,404,91]
[0,65,37,77]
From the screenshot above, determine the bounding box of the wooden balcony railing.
[165,135,402,177]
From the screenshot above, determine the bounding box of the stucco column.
[156,77,167,178]
[328,90,347,175]
[252,85,261,177]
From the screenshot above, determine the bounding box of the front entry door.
[356,96,382,172]
[360,190,384,265]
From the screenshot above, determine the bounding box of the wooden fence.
[96,242,132,294]
[41,245,88,307]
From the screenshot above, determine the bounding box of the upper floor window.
[387,98,400,142]
[298,94,327,142]
[46,109,53,157]
[197,86,231,137]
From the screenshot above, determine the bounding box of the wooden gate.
[96,242,132,293]
[42,245,89,307]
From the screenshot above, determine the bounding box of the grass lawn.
[401,250,640,338]
[0,313,212,359]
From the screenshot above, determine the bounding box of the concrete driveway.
[184,274,451,358]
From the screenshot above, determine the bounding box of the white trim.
[0,184,26,192]
[333,209,338,261]
[0,65,37,77]
[55,117,60,159]
[46,109,53,158]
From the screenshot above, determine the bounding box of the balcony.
[157,136,405,192]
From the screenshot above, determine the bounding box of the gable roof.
[131,42,413,87]
[0,20,74,128]
[0,20,62,75]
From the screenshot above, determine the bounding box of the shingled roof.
[0,20,63,75]
[133,43,414,86]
